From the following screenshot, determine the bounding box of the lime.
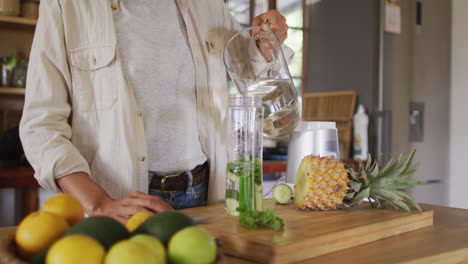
[225,198,240,216]
[65,216,129,250]
[168,227,217,264]
[129,234,166,264]
[273,184,293,204]
[134,211,194,245]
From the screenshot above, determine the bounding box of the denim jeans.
[148,173,208,210]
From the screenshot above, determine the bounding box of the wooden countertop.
[1,203,468,263]
[194,203,468,264]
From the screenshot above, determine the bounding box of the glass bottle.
[225,94,264,216]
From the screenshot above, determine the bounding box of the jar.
[1,56,14,87]
[12,59,28,88]
[0,0,20,16]
[225,94,264,216]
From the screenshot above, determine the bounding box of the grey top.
[114,0,207,174]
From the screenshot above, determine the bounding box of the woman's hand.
[57,172,174,224]
[92,191,174,224]
[253,10,288,44]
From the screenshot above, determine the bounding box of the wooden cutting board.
[180,199,433,264]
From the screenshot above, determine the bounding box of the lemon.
[125,212,152,232]
[168,227,217,264]
[15,211,70,260]
[46,234,105,264]
[105,240,159,264]
[130,234,166,263]
[42,193,84,226]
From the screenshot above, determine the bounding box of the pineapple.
[294,149,422,212]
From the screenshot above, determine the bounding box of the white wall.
[449,0,468,209]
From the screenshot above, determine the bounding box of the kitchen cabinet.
[0,15,36,227]
[0,15,36,133]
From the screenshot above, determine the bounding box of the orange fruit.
[46,234,105,264]
[125,212,152,233]
[15,211,70,259]
[42,193,84,225]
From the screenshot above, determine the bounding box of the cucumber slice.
[273,184,293,205]
[227,171,240,183]
[225,198,240,216]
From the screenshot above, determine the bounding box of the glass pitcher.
[223,26,300,139]
[225,94,264,216]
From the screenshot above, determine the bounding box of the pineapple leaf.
[379,158,395,177]
[369,194,382,208]
[392,190,422,212]
[390,199,411,212]
[396,153,404,165]
[396,149,416,175]
[359,174,369,186]
[369,162,380,179]
[358,159,365,171]
[372,188,404,202]
[352,187,370,203]
[377,194,409,211]
[365,154,372,171]
[373,194,399,210]
[383,199,399,210]
[384,180,420,190]
[380,167,402,180]
[345,192,356,200]
[394,164,419,181]
[372,177,396,188]
[350,181,362,192]
[349,170,360,181]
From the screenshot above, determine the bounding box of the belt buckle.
[161,174,179,193]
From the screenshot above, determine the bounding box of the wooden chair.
[302,90,358,160]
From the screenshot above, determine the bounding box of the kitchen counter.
[2,202,468,263]
[182,202,468,264]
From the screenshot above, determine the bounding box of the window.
[225,0,305,95]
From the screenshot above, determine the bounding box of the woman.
[20,0,289,223]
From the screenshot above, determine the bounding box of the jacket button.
[137,111,142,117]
[139,155,146,162]
[91,57,96,65]
[111,3,118,11]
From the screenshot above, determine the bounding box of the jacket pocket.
[69,45,117,112]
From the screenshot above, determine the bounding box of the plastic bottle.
[353,104,369,160]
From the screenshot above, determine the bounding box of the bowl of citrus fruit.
[0,194,223,264]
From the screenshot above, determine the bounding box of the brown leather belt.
[149,161,209,193]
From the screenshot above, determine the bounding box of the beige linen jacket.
[20,0,241,203]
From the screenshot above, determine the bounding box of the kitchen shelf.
[0,15,37,26]
[0,87,25,95]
